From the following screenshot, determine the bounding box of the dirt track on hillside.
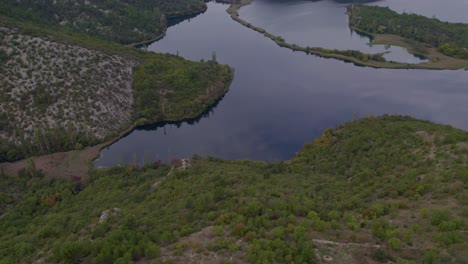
[0,143,106,178]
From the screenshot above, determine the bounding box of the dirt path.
[0,122,141,178]
[0,212,9,219]
[313,239,382,248]
[0,143,106,178]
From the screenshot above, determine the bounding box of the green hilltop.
[1,116,466,263]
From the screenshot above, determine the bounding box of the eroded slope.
[0,27,138,160]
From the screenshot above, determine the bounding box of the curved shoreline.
[226,0,468,70]
[0,68,234,178]
[126,32,167,48]
[95,67,234,163]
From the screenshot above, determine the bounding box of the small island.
[227,0,468,70]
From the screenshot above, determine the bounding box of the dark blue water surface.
[95,1,468,166]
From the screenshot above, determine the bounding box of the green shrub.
[423,251,439,264]
[371,219,390,241]
[53,241,91,263]
[435,231,462,246]
[420,208,429,218]
[213,226,224,236]
[430,210,451,226]
[438,219,463,232]
[75,143,83,150]
[370,249,394,262]
[388,237,402,250]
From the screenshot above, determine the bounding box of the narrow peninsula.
[226,0,468,70]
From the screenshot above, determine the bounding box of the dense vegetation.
[312,47,386,62]
[0,0,206,44]
[1,116,466,263]
[134,55,233,123]
[348,5,468,59]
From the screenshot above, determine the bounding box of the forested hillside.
[348,5,468,59]
[0,0,207,44]
[1,116,466,263]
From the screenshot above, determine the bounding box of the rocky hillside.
[0,116,466,263]
[0,26,138,160]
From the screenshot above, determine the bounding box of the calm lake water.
[95,1,468,166]
[238,0,468,63]
[371,0,468,23]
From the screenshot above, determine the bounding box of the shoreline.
[0,69,234,178]
[95,73,231,163]
[226,0,468,70]
[126,6,208,48]
[126,32,166,48]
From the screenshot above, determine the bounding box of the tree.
[211,51,217,63]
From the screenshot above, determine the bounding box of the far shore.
[126,32,166,48]
[126,5,208,48]
[226,0,468,70]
